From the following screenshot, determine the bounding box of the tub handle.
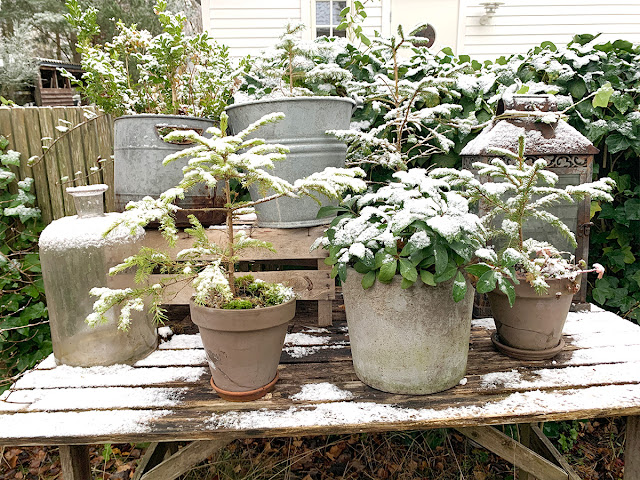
[155,125,204,145]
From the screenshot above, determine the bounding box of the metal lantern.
[461,94,598,309]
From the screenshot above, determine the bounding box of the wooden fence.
[0,106,114,225]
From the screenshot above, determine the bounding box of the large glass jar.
[39,184,157,366]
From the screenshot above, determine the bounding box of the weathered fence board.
[0,106,114,224]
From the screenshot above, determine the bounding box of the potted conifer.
[87,112,366,400]
[432,135,615,359]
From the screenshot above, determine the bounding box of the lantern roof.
[461,95,599,157]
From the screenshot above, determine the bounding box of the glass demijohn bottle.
[39,184,157,366]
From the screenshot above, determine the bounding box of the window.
[315,1,347,38]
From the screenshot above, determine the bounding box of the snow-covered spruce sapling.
[88,112,366,329]
[430,134,615,306]
[239,22,353,99]
[329,25,464,172]
[313,168,485,301]
[64,0,235,118]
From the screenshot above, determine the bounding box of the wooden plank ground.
[0,305,639,447]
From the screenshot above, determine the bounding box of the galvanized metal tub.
[114,114,225,226]
[225,97,355,228]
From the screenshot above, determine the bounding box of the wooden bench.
[1,302,639,480]
[109,223,336,326]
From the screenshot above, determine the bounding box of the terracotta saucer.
[491,333,565,360]
[210,373,279,402]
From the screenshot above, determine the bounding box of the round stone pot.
[189,298,296,401]
[114,114,225,226]
[487,276,580,360]
[342,270,474,395]
[225,97,355,228]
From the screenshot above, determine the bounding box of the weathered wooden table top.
[1,303,640,447]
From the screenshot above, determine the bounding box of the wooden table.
[1,302,639,480]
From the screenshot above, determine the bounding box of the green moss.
[221,299,254,310]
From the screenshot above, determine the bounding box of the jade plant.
[87,112,366,329]
[430,134,615,305]
[313,168,485,301]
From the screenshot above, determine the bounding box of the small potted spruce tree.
[64,0,235,224]
[88,112,365,401]
[225,23,356,228]
[431,134,615,359]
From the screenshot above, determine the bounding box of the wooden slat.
[142,226,329,260]
[51,106,75,215]
[8,107,33,182]
[69,108,88,187]
[37,107,66,220]
[95,111,115,212]
[23,107,53,224]
[107,270,334,302]
[455,426,568,480]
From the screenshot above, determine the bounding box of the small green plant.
[88,113,366,327]
[240,22,353,99]
[64,0,235,118]
[314,168,485,300]
[330,25,464,175]
[432,134,616,305]
[0,137,51,392]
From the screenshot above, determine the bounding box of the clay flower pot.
[189,298,296,401]
[488,276,580,360]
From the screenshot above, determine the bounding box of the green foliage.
[93,114,365,326]
[239,22,353,99]
[0,137,51,393]
[316,169,484,300]
[64,0,235,118]
[544,420,582,453]
[433,135,615,304]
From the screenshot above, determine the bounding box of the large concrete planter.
[487,276,580,360]
[342,270,474,395]
[225,97,355,228]
[189,298,296,401]
[114,114,225,226]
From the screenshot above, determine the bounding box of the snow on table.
[0,307,639,445]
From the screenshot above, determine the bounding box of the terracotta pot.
[488,276,580,359]
[189,298,295,399]
[342,269,474,395]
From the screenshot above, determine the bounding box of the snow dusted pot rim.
[114,113,215,123]
[225,96,356,111]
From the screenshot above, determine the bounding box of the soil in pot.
[488,276,580,360]
[342,270,474,395]
[189,298,296,400]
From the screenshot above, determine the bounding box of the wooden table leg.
[317,259,333,327]
[59,445,91,480]
[626,416,640,480]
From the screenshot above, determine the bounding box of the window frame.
[311,0,352,39]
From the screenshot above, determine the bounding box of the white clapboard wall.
[201,0,387,60]
[457,0,640,61]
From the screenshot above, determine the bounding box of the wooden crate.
[109,223,336,326]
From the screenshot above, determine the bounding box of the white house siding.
[202,0,304,59]
[457,0,640,61]
[202,0,387,59]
